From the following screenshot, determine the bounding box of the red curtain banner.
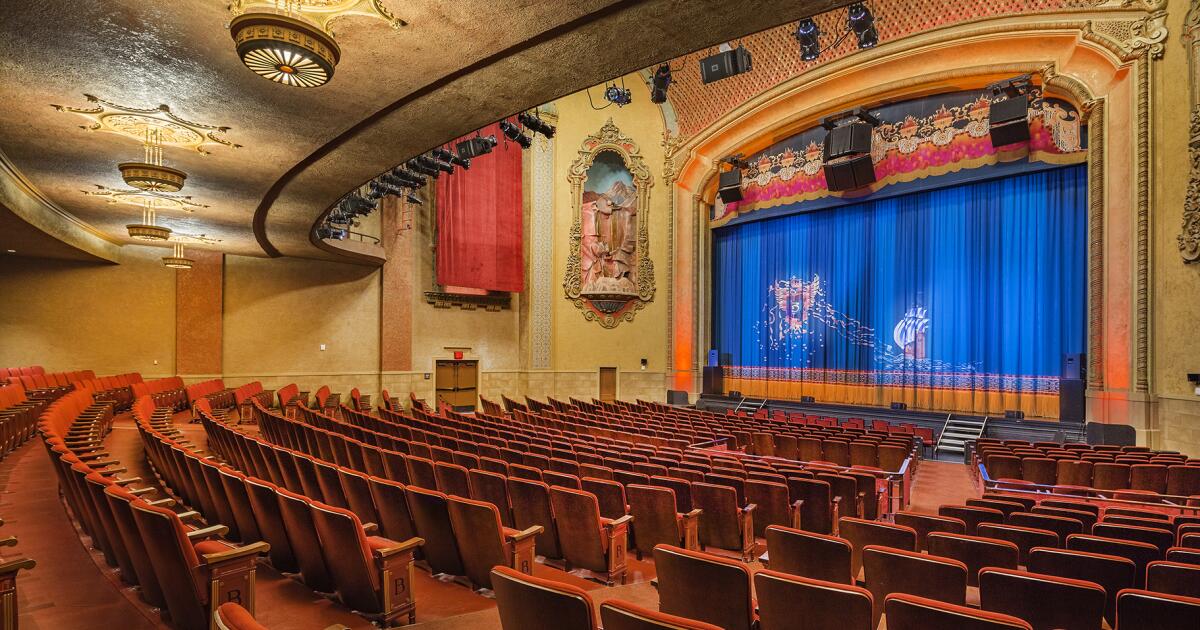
[436,122,524,292]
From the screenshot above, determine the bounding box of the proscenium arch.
[668,19,1142,428]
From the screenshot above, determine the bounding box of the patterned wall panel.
[663,0,1100,138]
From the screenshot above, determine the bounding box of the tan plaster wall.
[548,72,670,402]
[221,253,382,401]
[0,244,175,376]
[1151,4,1200,452]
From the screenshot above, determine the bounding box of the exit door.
[435,359,478,411]
[599,367,617,402]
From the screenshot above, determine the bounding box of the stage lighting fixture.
[456,134,497,159]
[650,64,672,104]
[390,168,426,188]
[419,153,454,174]
[405,192,423,205]
[700,43,752,84]
[406,158,439,178]
[432,148,470,169]
[795,18,821,61]
[821,107,880,192]
[342,194,376,215]
[518,112,555,138]
[986,74,1034,146]
[500,120,533,149]
[604,84,633,107]
[848,3,878,49]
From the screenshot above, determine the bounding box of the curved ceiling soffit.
[255,0,861,263]
[0,148,121,263]
[673,15,1137,204]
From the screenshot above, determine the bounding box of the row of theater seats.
[9,370,95,397]
[73,372,144,410]
[0,382,48,458]
[726,408,935,441]
[315,401,900,552]
[0,382,37,627]
[132,376,188,411]
[729,429,912,472]
[0,366,43,378]
[980,443,1200,500]
[393,401,904,519]
[185,379,235,411]
[494,539,1200,630]
[40,389,268,630]
[133,399,423,627]
[232,381,273,416]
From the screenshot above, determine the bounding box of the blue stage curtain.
[713,164,1086,415]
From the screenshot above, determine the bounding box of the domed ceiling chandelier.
[227,0,405,88]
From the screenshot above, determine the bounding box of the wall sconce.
[640,358,648,371]
[1189,373,1200,395]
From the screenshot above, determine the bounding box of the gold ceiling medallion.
[230,12,342,88]
[163,243,195,269]
[563,119,656,328]
[127,200,172,242]
[83,186,209,212]
[227,0,407,33]
[51,94,240,155]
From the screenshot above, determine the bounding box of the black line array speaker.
[700,46,752,84]
[1059,378,1085,423]
[1062,353,1086,380]
[717,168,743,203]
[702,366,723,395]
[823,122,876,192]
[989,96,1030,146]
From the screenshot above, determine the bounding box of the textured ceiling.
[0,0,856,261]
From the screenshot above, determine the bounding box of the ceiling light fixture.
[119,127,187,192]
[127,199,172,241]
[795,18,821,61]
[230,12,341,88]
[162,243,194,269]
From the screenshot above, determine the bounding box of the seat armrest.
[0,557,35,575]
[114,477,143,486]
[683,508,703,519]
[373,536,424,559]
[0,536,17,547]
[97,467,128,476]
[199,541,270,565]
[506,525,544,543]
[361,522,379,535]
[147,497,176,507]
[605,514,634,529]
[186,524,229,540]
[742,503,758,514]
[177,511,202,521]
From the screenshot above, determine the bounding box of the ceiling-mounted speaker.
[700,45,752,84]
[822,121,876,192]
[718,168,743,203]
[988,95,1030,147]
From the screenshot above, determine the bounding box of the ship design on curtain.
[893,307,929,360]
[714,89,1086,226]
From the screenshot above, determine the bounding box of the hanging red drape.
[435,122,524,292]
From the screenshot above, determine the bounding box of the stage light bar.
[518,112,555,138]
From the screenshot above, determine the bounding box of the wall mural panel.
[563,119,655,328]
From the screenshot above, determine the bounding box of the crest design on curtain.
[563,119,655,328]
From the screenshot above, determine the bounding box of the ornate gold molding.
[1181,1,1200,263]
[563,119,655,328]
[51,94,240,154]
[227,0,406,32]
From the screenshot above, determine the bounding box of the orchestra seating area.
[3,373,1192,629]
